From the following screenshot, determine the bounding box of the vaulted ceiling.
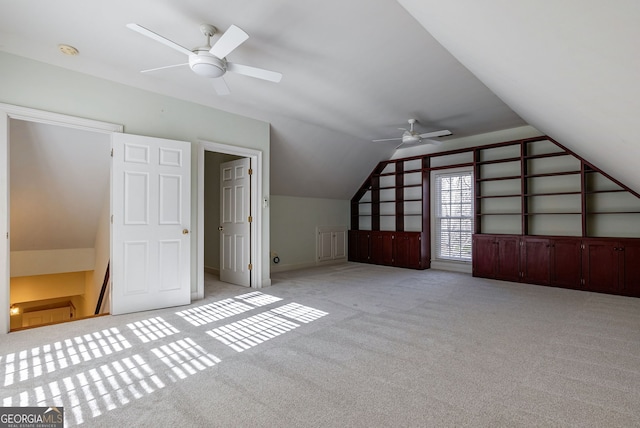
[0,0,638,198]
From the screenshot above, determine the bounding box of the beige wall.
[203,152,242,272]
[0,51,271,298]
[270,195,349,272]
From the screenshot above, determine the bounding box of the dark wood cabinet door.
[621,240,640,297]
[355,231,371,262]
[371,232,394,265]
[394,232,422,269]
[549,238,582,289]
[582,239,621,294]
[348,230,359,262]
[521,237,550,285]
[472,235,497,278]
[496,236,520,282]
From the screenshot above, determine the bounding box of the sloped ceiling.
[399,0,640,194]
[0,0,525,200]
[10,120,110,251]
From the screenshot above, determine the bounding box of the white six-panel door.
[219,158,250,287]
[111,133,191,314]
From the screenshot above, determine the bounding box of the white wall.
[86,193,111,315]
[0,51,271,293]
[270,195,349,272]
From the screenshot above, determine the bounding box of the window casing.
[434,170,474,262]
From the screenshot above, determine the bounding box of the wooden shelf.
[585,189,626,194]
[522,151,568,160]
[476,175,521,182]
[475,156,521,166]
[525,212,582,215]
[587,211,640,215]
[525,191,582,197]
[477,194,521,199]
[524,170,581,179]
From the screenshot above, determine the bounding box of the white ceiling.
[1,0,637,199]
[0,0,525,199]
[400,0,640,195]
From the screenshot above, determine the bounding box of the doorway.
[9,119,111,329]
[0,104,123,333]
[197,140,265,299]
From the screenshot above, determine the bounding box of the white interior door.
[111,133,191,315]
[220,158,251,287]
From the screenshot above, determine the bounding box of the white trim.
[430,260,472,274]
[0,103,123,134]
[430,166,474,266]
[197,140,264,298]
[0,104,122,334]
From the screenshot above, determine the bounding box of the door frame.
[0,103,122,334]
[197,140,264,299]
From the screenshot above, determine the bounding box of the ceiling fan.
[126,22,282,95]
[373,119,451,148]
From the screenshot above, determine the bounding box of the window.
[434,171,473,261]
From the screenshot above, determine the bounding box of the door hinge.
[110,215,113,224]
[248,263,253,271]
[110,148,113,157]
[248,216,253,223]
[248,168,253,175]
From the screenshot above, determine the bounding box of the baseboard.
[270,258,347,273]
[270,261,317,273]
[430,260,472,274]
[204,266,219,276]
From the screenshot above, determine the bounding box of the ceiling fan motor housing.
[189,49,226,78]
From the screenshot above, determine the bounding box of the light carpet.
[1,263,639,427]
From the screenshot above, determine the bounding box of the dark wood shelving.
[525,191,582,197]
[475,156,521,165]
[477,213,522,216]
[522,151,567,160]
[524,212,582,215]
[587,211,640,214]
[585,189,625,194]
[524,170,581,179]
[351,135,640,288]
[476,175,521,182]
[477,194,522,199]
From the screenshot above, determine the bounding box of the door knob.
[182,229,189,235]
[218,226,224,231]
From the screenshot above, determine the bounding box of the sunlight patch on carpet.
[234,291,282,307]
[127,317,179,343]
[270,302,329,323]
[2,328,131,387]
[151,338,221,382]
[207,311,299,352]
[2,354,162,426]
[175,298,254,326]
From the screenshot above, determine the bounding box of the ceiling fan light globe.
[188,53,226,78]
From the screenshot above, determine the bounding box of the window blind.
[435,171,474,261]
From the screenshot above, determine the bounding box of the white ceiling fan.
[373,119,451,148]
[126,22,282,95]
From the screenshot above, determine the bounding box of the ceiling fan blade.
[418,130,452,139]
[212,77,231,96]
[372,137,402,142]
[127,23,194,57]
[227,62,282,83]
[141,63,189,73]
[422,139,443,146]
[209,24,249,59]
